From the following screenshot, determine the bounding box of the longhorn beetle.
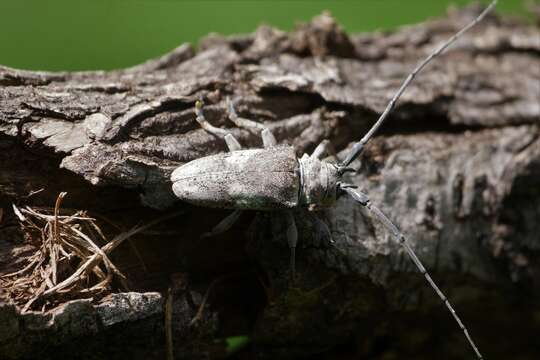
[171,1,497,358]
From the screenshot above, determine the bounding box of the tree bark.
[1,5,539,360]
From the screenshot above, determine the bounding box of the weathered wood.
[1,5,539,360]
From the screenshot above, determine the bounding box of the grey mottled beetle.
[171,2,497,359]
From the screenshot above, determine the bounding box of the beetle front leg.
[284,211,298,283]
[310,139,338,161]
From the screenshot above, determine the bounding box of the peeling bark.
[1,5,540,360]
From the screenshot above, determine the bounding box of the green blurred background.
[0,0,529,71]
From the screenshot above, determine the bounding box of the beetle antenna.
[340,185,484,359]
[340,0,497,170]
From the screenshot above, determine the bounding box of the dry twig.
[0,193,180,312]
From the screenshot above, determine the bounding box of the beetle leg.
[201,210,243,238]
[227,97,277,148]
[226,97,266,131]
[310,139,340,166]
[224,134,242,151]
[195,101,228,137]
[311,139,329,159]
[261,129,277,148]
[284,211,298,282]
[195,100,242,152]
[310,139,338,161]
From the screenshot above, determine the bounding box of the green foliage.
[223,335,250,356]
[0,0,528,71]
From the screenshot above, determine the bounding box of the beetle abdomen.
[171,146,299,210]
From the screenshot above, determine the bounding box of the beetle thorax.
[298,154,338,209]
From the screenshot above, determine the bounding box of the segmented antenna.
[340,0,498,169]
[341,186,484,359]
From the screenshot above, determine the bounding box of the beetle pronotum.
[171,1,497,358]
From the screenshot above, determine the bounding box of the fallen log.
[1,4,539,360]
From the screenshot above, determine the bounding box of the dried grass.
[0,192,177,313]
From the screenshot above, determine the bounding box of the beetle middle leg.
[195,100,242,152]
[226,98,300,281]
[194,100,244,235]
[198,99,297,280]
[226,97,277,148]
